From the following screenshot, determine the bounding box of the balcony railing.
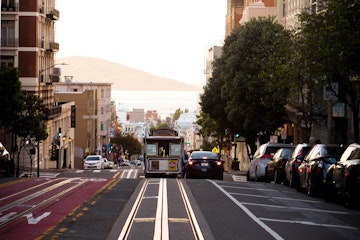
[46,9,60,20]
[46,42,59,52]
[50,67,61,83]
[43,105,62,120]
[1,1,18,12]
[1,38,18,47]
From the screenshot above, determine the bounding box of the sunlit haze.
[55,0,226,85]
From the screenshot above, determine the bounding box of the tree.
[285,30,328,143]
[297,0,360,142]
[173,108,183,121]
[110,132,142,159]
[0,66,24,132]
[201,17,293,152]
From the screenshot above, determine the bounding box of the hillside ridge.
[56,56,203,91]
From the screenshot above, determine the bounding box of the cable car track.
[117,178,204,240]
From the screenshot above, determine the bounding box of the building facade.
[55,82,114,168]
[1,0,66,174]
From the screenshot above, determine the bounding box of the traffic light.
[235,133,245,142]
[58,127,62,137]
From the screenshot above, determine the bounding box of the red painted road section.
[0,177,110,240]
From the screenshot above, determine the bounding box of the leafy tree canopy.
[110,132,142,158]
[297,0,360,142]
[0,66,24,132]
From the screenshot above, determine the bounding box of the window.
[1,20,15,47]
[170,144,181,156]
[146,144,158,156]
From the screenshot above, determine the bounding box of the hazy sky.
[55,0,227,85]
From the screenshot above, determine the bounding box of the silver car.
[83,155,104,170]
[247,143,294,182]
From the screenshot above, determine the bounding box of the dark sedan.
[325,143,360,208]
[298,144,347,196]
[284,143,313,188]
[266,147,294,185]
[185,151,224,180]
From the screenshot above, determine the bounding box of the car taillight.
[188,159,194,166]
[216,160,222,166]
[261,153,270,159]
[316,161,323,174]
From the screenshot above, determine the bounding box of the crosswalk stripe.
[232,175,247,182]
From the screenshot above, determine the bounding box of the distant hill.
[56,56,203,91]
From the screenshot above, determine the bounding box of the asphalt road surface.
[0,167,359,240]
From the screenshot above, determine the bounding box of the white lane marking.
[229,192,321,203]
[240,202,349,214]
[259,218,358,230]
[232,175,247,182]
[24,212,51,224]
[93,170,101,173]
[118,169,139,179]
[154,178,169,240]
[76,170,84,173]
[208,180,285,240]
[220,185,294,193]
[162,179,169,239]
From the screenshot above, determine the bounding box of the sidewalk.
[226,170,247,176]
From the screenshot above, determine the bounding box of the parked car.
[130,159,142,167]
[185,151,224,180]
[325,143,360,208]
[297,144,347,196]
[266,146,295,184]
[83,155,104,170]
[103,158,114,169]
[285,143,313,188]
[247,143,294,182]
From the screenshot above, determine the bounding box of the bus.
[143,128,185,178]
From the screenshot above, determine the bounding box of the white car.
[83,155,104,170]
[103,158,114,169]
[247,143,294,182]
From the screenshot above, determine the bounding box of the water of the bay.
[112,90,201,117]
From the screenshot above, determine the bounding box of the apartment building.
[1,0,67,173]
[55,82,114,168]
[226,0,278,36]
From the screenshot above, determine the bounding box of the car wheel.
[274,169,281,184]
[289,170,297,188]
[254,167,259,182]
[324,174,335,202]
[307,176,315,196]
[218,173,224,180]
[264,167,271,183]
[246,171,251,181]
[283,178,290,186]
[344,183,355,208]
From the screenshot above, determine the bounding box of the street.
[0,167,359,240]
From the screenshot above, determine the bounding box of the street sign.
[212,147,219,153]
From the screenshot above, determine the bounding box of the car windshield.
[321,147,345,157]
[265,147,291,155]
[86,156,100,161]
[191,152,218,160]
